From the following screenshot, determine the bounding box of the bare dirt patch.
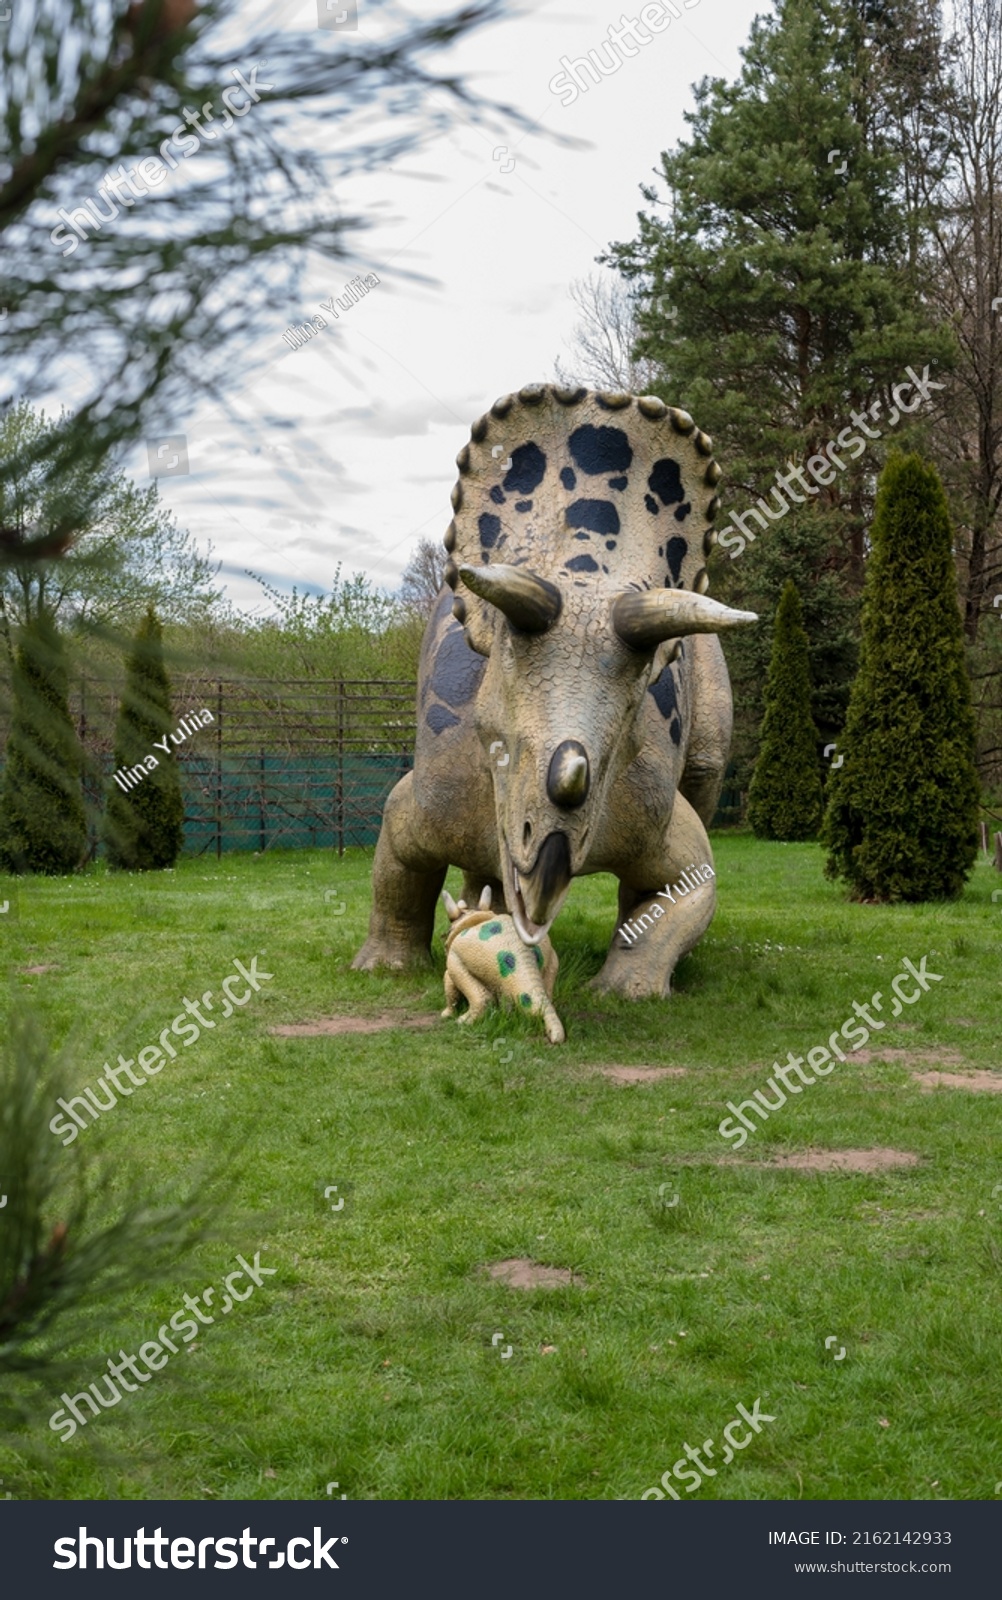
[913,1070,1002,1094]
[590,1064,686,1085]
[850,1048,964,1066]
[485,1258,584,1289]
[21,964,55,976]
[270,1011,438,1037]
[754,1147,921,1173]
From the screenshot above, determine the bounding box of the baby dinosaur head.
[442,885,497,951]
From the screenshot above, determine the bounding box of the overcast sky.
[142,0,769,613]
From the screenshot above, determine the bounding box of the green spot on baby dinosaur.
[480,920,503,939]
[519,992,532,1007]
[532,946,544,969]
[497,949,516,977]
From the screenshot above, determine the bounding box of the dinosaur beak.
[499,829,572,945]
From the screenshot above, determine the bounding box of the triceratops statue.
[354,384,756,999]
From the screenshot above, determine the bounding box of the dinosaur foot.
[351,936,433,973]
[588,964,672,1002]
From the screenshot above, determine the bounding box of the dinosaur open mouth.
[500,829,572,945]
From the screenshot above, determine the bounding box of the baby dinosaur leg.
[454,968,494,1024]
[441,967,462,1019]
[541,941,559,1001]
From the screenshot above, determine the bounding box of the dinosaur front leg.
[590,797,716,1000]
[452,963,494,1024]
[441,968,462,1018]
[352,771,447,971]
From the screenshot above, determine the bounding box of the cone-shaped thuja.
[103,606,185,870]
[747,579,823,841]
[822,452,979,900]
[0,611,87,874]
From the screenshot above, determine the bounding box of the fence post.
[216,681,223,861]
[259,747,266,853]
[994,832,1002,873]
[981,820,989,855]
[337,678,345,858]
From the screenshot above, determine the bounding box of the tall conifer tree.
[822,452,979,899]
[748,581,824,840]
[0,612,87,874]
[104,607,185,871]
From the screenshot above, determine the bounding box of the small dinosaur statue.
[440,886,565,1043]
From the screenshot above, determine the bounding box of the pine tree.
[604,0,952,773]
[103,606,185,870]
[608,0,950,572]
[822,452,980,899]
[747,580,824,840]
[0,612,87,874]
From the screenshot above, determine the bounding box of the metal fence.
[70,677,417,857]
[2,673,744,858]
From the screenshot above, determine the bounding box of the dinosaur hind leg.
[453,968,493,1024]
[352,770,447,972]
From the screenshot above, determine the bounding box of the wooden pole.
[981,820,989,854]
[994,832,1002,872]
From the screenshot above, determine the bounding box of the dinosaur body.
[354,384,756,1000]
[440,887,563,1043]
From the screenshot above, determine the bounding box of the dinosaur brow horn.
[612,589,757,651]
[458,564,562,633]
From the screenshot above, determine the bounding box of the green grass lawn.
[1,835,1000,1501]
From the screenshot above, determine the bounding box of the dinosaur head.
[443,385,756,944]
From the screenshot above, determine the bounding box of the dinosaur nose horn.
[546,740,589,808]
